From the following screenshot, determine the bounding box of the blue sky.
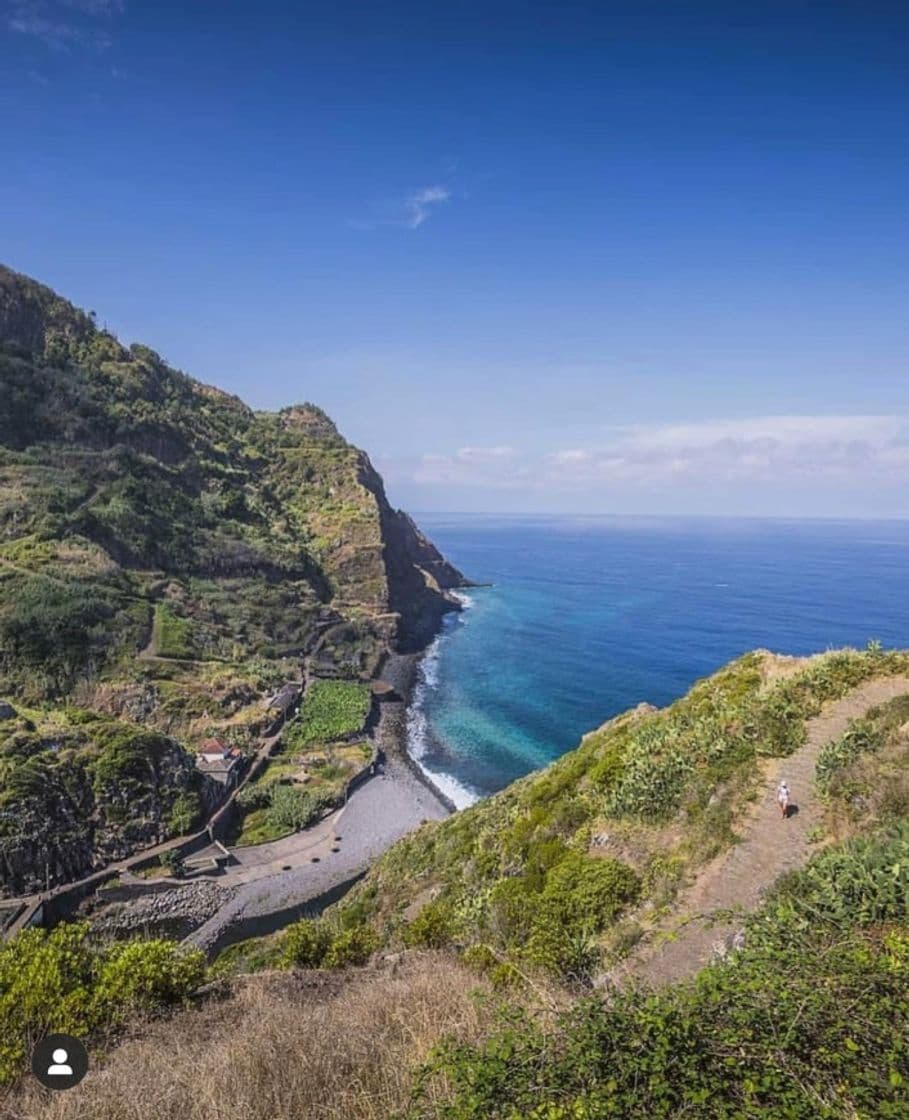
[2,0,908,516]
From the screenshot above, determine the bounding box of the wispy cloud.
[350,183,453,231]
[60,0,123,13]
[405,185,451,229]
[386,416,909,499]
[455,445,516,461]
[407,446,527,489]
[6,0,123,49]
[545,416,909,486]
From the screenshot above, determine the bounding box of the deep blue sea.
[407,515,909,807]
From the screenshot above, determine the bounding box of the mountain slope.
[327,646,909,980]
[0,264,466,894]
[5,649,908,1118]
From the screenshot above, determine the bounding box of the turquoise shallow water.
[407,515,909,807]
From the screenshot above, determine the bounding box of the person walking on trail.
[777,780,791,819]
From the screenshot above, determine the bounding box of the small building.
[264,683,301,731]
[195,739,245,788]
[369,679,402,703]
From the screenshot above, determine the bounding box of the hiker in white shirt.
[777,780,791,819]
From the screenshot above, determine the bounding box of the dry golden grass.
[4,953,495,1120]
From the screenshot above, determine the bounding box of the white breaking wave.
[418,758,478,810]
[406,616,480,810]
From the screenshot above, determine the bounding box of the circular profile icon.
[31,1034,89,1091]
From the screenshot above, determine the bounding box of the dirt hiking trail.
[610,675,909,989]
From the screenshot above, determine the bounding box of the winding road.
[186,754,447,952]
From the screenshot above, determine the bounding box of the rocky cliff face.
[357,453,466,651]
[0,263,467,895]
[0,720,216,896]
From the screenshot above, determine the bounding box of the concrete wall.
[199,870,366,958]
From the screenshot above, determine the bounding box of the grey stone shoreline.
[375,650,459,815]
[178,646,454,954]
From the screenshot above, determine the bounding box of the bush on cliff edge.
[0,922,205,1085]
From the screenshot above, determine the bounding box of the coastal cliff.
[0,264,467,895]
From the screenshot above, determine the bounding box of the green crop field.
[293,679,371,744]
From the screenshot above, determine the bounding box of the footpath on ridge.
[609,674,909,990]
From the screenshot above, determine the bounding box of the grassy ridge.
[410,826,909,1120]
[332,648,909,980]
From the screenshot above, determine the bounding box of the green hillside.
[0,264,465,895]
[2,647,907,1119]
[327,646,909,980]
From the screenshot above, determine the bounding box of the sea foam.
[407,598,479,810]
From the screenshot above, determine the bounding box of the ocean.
[407,515,909,808]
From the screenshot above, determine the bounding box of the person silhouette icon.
[47,1048,73,1076]
[32,1032,89,1090]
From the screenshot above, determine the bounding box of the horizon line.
[408,510,909,523]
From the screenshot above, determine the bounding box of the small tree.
[160,850,186,879]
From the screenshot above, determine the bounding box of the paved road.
[186,755,448,951]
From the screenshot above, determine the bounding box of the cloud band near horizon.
[378,415,909,495]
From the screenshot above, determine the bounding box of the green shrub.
[168,790,200,834]
[404,898,456,949]
[281,919,378,970]
[91,939,206,1022]
[758,825,909,932]
[281,919,331,968]
[538,853,640,931]
[410,832,909,1119]
[607,741,693,820]
[236,781,271,811]
[160,849,186,877]
[153,603,194,659]
[816,718,886,796]
[486,877,539,945]
[266,785,331,832]
[0,923,204,1085]
[523,854,640,978]
[323,925,379,968]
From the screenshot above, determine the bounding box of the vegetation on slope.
[4,798,907,1116]
[291,679,372,744]
[411,827,909,1120]
[6,952,497,1120]
[0,923,205,1086]
[0,709,209,894]
[330,647,909,981]
[0,263,464,893]
[1,651,907,1119]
